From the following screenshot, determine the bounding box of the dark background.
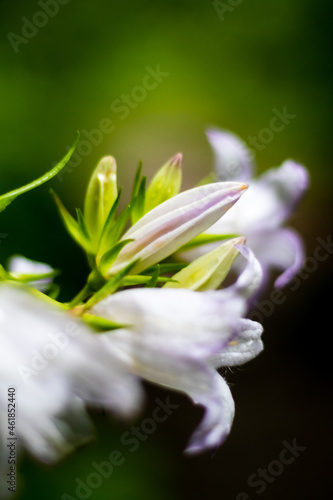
[0,0,332,498]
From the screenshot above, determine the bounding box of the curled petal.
[98,328,235,454]
[230,245,263,299]
[209,319,263,368]
[185,370,235,453]
[259,159,309,213]
[206,128,255,182]
[251,228,305,288]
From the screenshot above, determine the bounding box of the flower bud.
[84,156,118,247]
[144,153,182,213]
[164,237,246,291]
[105,182,248,277]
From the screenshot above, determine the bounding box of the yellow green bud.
[144,153,182,213]
[163,237,246,291]
[84,156,118,247]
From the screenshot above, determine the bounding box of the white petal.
[92,287,245,358]
[206,159,309,236]
[249,228,305,288]
[209,319,263,368]
[206,128,255,182]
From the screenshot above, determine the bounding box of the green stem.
[68,284,92,308]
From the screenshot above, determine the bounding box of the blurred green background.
[0,0,332,499]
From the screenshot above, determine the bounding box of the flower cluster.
[0,129,308,484]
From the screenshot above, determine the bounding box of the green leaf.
[0,133,80,213]
[131,161,143,202]
[76,208,91,241]
[98,239,134,276]
[179,233,239,251]
[131,176,146,224]
[52,191,93,253]
[145,264,160,288]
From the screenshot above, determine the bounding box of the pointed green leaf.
[145,264,160,288]
[131,176,146,225]
[76,208,91,240]
[131,161,143,202]
[52,191,93,253]
[0,133,80,213]
[98,239,134,276]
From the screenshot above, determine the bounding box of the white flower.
[91,246,263,453]
[202,128,309,288]
[0,284,142,471]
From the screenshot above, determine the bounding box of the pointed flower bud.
[105,182,248,277]
[163,237,246,291]
[84,156,118,246]
[144,153,182,213]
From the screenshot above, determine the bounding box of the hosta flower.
[201,128,309,288]
[90,246,263,453]
[0,284,142,471]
